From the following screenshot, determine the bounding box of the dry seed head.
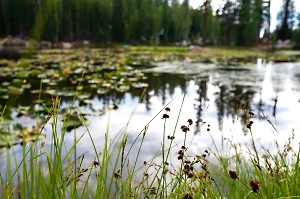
[114,172,121,179]
[249,111,255,116]
[228,170,239,180]
[249,177,260,193]
[162,114,169,119]
[178,149,184,155]
[184,164,190,170]
[181,193,193,199]
[247,120,254,129]
[187,119,193,125]
[184,160,191,164]
[181,125,190,133]
[93,161,99,167]
[150,187,156,195]
[82,168,89,173]
[187,171,194,178]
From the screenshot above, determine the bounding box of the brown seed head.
[93,161,99,167]
[247,121,254,129]
[229,170,239,180]
[249,111,255,116]
[165,107,170,112]
[182,193,193,199]
[184,164,190,170]
[187,119,193,125]
[114,172,121,179]
[150,187,156,195]
[181,125,190,133]
[162,114,169,119]
[249,177,260,193]
[178,150,183,155]
[187,171,194,178]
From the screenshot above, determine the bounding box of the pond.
[1,50,300,182]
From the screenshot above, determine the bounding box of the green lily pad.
[77,108,104,116]
[116,85,130,92]
[0,87,8,94]
[0,129,46,148]
[0,115,13,124]
[16,105,31,117]
[132,82,148,88]
[63,113,86,132]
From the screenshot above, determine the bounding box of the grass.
[1,37,300,198]
[1,88,300,199]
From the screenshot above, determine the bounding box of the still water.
[1,60,300,175]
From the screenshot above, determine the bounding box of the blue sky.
[189,0,300,31]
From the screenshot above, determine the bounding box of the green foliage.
[276,0,296,41]
[292,13,300,49]
[0,0,284,46]
[1,92,300,198]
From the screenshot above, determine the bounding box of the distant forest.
[0,0,300,46]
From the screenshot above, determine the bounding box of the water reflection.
[1,61,300,180]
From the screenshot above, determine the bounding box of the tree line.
[0,0,299,47]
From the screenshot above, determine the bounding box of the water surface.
[1,60,300,176]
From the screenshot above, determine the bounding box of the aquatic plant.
[0,90,300,199]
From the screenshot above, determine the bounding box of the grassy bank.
[124,45,299,63]
[1,92,300,199]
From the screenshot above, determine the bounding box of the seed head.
[162,114,169,119]
[247,121,254,129]
[187,171,194,178]
[249,177,260,193]
[150,187,156,195]
[229,170,239,180]
[114,172,121,179]
[182,193,193,199]
[178,150,183,155]
[187,119,193,125]
[181,125,190,133]
[249,111,255,116]
[93,161,99,167]
[165,107,171,112]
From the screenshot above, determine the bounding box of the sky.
[189,0,300,31]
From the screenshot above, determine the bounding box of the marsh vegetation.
[0,46,300,198]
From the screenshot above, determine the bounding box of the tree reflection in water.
[2,62,300,137]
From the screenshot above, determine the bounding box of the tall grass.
[1,40,299,198]
[1,91,300,198]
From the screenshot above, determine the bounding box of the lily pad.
[62,113,86,132]
[0,115,13,124]
[0,129,46,148]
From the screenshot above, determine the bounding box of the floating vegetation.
[0,47,298,134]
[0,124,45,147]
[0,48,149,132]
